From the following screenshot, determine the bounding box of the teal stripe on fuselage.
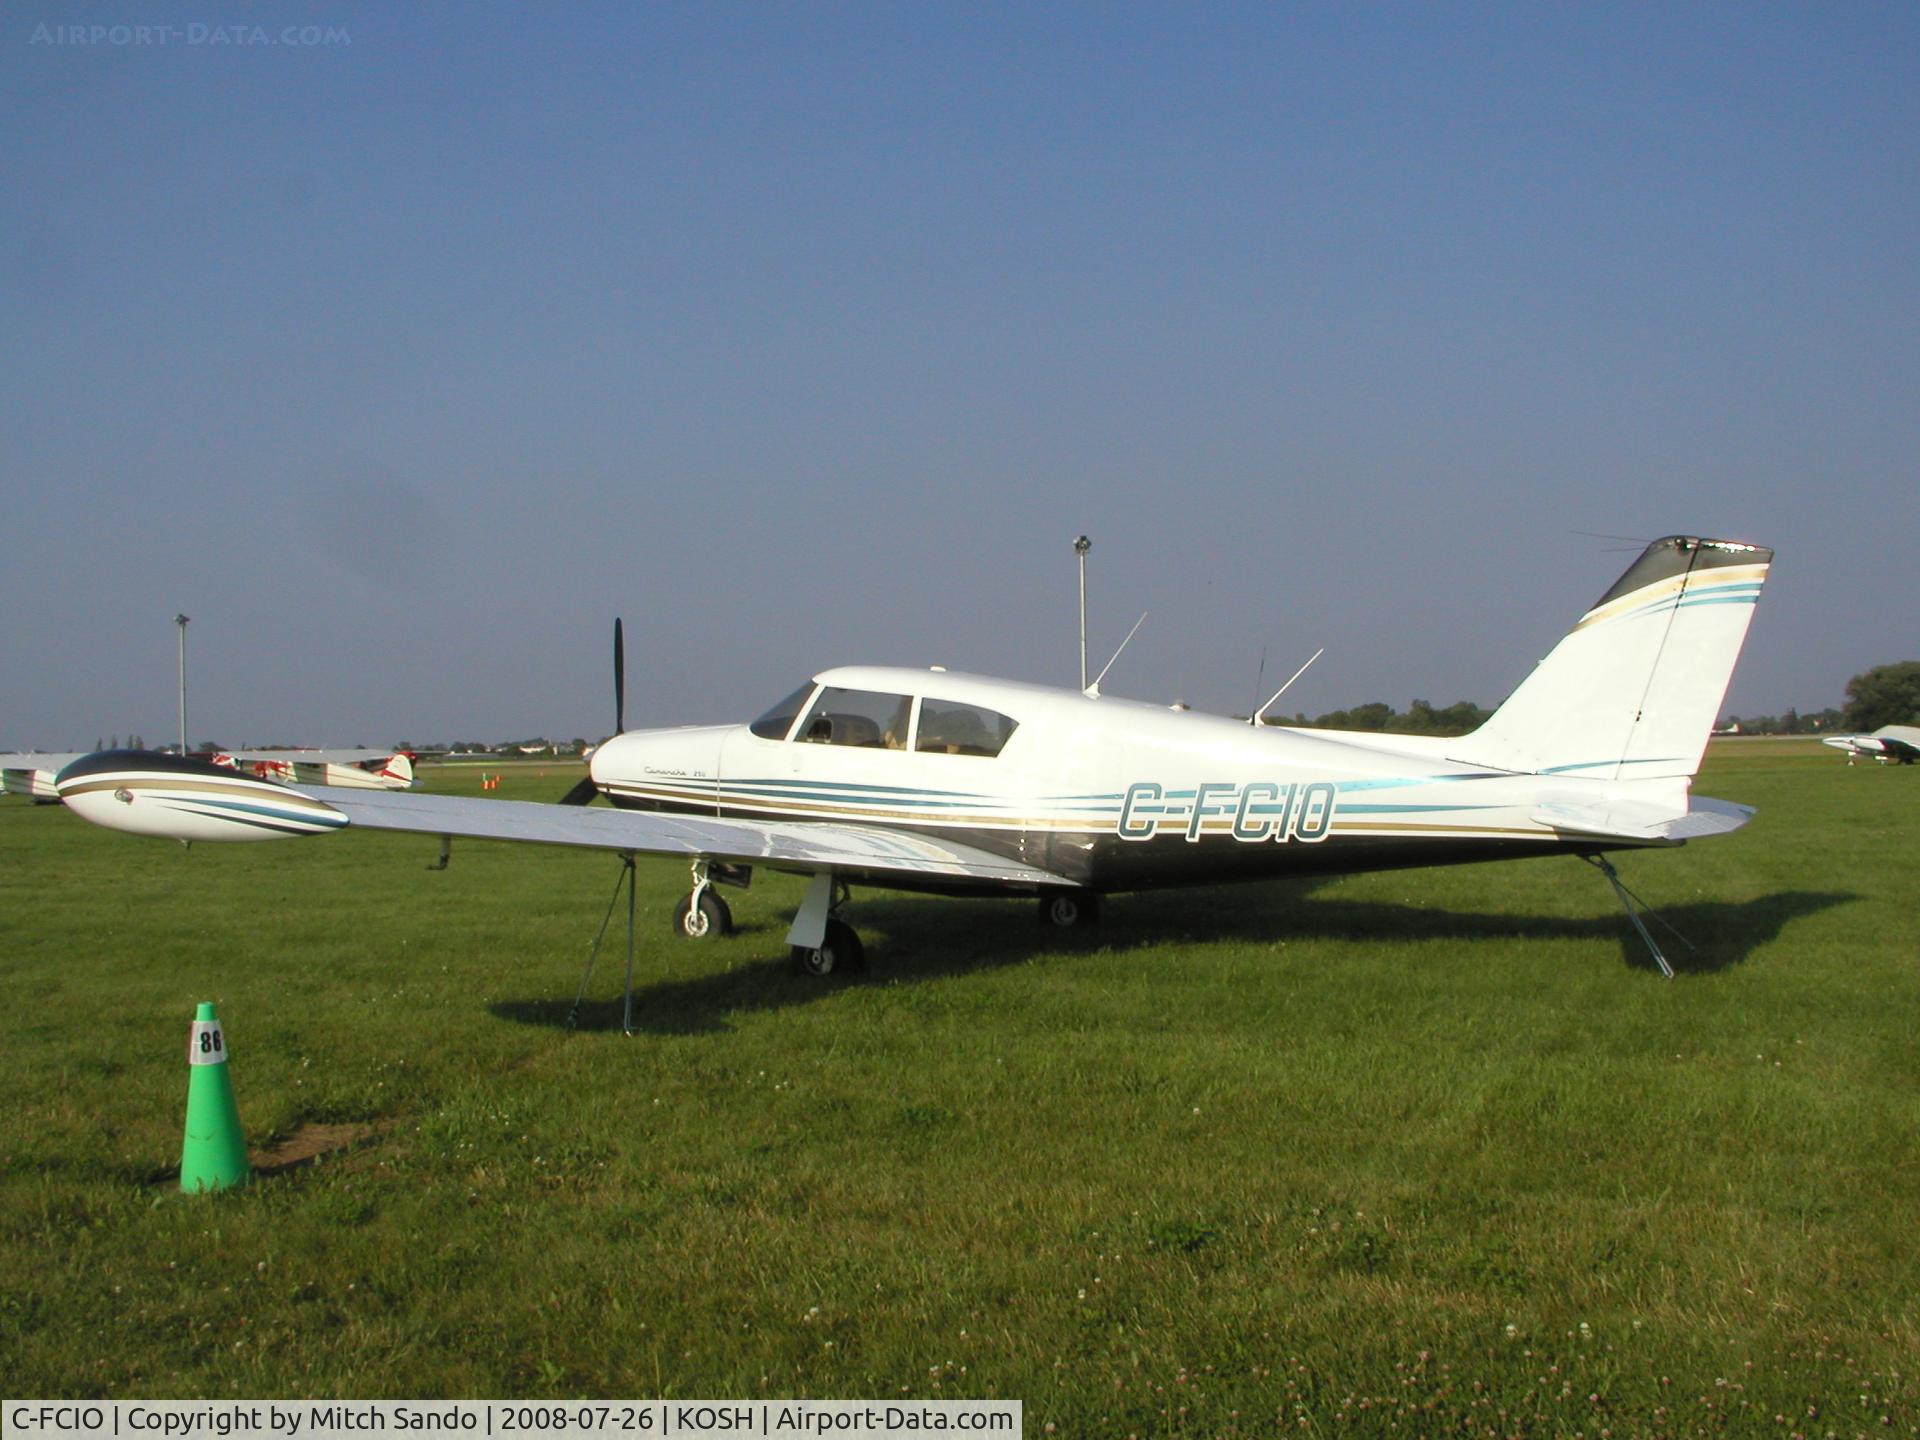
[1538,757,1685,775]
[1337,802,1501,815]
[726,776,988,800]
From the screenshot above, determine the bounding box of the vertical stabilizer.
[1451,537,1771,780]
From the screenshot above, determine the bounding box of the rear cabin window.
[797,687,913,750]
[749,682,817,740]
[916,698,1018,758]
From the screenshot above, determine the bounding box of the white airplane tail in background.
[1452,536,1772,781]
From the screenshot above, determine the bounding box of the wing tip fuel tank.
[56,750,348,841]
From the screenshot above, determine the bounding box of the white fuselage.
[589,666,1683,892]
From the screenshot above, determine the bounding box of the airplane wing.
[227,749,396,765]
[2,753,81,799]
[307,785,1076,888]
[52,751,1074,890]
[1875,726,1920,761]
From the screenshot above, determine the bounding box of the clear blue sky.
[4,3,1915,748]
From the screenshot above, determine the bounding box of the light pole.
[1073,536,1091,692]
[175,614,190,756]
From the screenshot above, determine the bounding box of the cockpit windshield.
[749,682,817,740]
[749,678,1020,759]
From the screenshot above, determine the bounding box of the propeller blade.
[614,617,625,736]
[559,617,624,807]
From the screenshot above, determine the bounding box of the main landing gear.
[1038,889,1100,930]
[663,867,1099,979]
[789,877,865,977]
[665,861,863,977]
[790,917,864,978]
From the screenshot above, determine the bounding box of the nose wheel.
[672,888,732,938]
[671,860,736,940]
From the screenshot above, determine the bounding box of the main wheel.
[672,889,733,939]
[789,918,865,977]
[1039,891,1100,929]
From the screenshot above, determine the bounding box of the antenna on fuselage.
[1251,646,1325,726]
[1074,535,1092,691]
[1088,611,1149,697]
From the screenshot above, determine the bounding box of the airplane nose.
[587,726,730,813]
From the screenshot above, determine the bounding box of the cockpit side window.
[915,698,1018,758]
[749,682,818,741]
[797,687,914,750]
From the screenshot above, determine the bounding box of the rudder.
[1450,536,1771,780]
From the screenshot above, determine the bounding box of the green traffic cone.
[180,1001,250,1193]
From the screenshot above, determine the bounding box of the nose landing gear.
[672,860,734,939]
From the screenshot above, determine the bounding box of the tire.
[789,918,865,977]
[1040,891,1100,929]
[672,890,732,939]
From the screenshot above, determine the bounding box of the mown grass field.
[1,741,1914,1435]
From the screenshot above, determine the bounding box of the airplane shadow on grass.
[492,877,1855,1037]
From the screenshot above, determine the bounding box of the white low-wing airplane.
[1820,725,1920,765]
[55,535,1770,987]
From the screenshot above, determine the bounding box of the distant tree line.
[1243,663,1920,740]
[236,666,1920,756]
[1840,661,1920,731]
[1716,708,1843,736]
[78,666,1910,758]
[395,738,593,756]
[1259,699,1493,736]
[1729,662,1920,735]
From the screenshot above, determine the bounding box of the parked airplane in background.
[0,753,73,801]
[55,535,1770,1000]
[5,749,412,802]
[213,749,416,790]
[1821,725,1920,765]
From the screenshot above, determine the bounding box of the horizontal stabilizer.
[1531,792,1754,843]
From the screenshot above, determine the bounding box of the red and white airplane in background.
[53,535,1770,990]
[211,749,415,790]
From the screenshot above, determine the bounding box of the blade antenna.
[1087,611,1148,696]
[1253,647,1324,726]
